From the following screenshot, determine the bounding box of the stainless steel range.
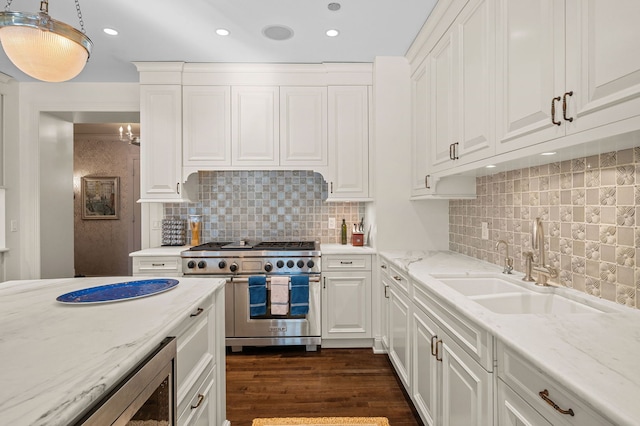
[181,241,321,351]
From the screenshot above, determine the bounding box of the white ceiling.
[0,0,438,83]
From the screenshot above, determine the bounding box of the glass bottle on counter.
[341,218,347,245]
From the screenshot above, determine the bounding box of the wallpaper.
[73,135,140,276]
[449,147,640,309]
[164,170,366,244]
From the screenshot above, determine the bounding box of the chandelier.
[0,0,92,82]
[119,124,140,146]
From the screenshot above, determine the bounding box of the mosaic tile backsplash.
[449,147,640,309]
[164,170,365,244]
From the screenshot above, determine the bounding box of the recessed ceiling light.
[486,164,497,168]
[326,29,340,37]
[262,25,294,41]
[103,28,118,36]
[540,152,557,156]
[216,28,230,36]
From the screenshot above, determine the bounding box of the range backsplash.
[164,170,365,244]
[449,147,640,309]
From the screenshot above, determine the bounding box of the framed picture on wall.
[81,176,119,220]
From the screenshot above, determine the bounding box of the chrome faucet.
[495,240,513,274]
[531,217,558,286]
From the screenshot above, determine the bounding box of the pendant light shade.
[0,2,92,82]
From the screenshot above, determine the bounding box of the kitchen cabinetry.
[387,264,411,389]
[497,341,613,426]
[183,86,231,168]
[496,0,640,153]
[231,86,280,167]
[428,0,495,173]
[140,84,187,201]
[132,255,182,277]
[321,254,372,347]
[326,86,371,201]
[280,86,328,167]
[379,258,391,350]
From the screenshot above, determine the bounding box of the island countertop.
[0,276,225,426]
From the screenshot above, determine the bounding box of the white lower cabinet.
[132,255,182,277]
[388,279,411,389]
[412,294,492,426]
[497,379,552,426]
[321,255,372,347]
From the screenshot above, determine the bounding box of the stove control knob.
[187,260,196,269]
[297,260,305,268]
[276,260,285,268]
[264,262,273,272]
[286,260,294,268]
[230,262,239,273]
[197,261,207,269]
[218,261,227,269]
[307,260,315,268]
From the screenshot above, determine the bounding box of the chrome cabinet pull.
[430,335,438,356]
[562,91,574,122]
[191,393,205,410]
[551,96,562,126]
[190,307,204,317]
[539,389,575,416]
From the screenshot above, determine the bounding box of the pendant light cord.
[3,0,86,33]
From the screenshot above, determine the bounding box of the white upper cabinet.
[564,0,640,134]
[140,84,185,201]
[231,86,280,167]
[183,86,231,168]
[429,0,496,173]
[327,86,370,200]
[280,87,328,167]
[497,0,640,154]
[411,62,433,197]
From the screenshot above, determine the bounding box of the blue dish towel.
[248,276,267,316]
[290,275,309,315]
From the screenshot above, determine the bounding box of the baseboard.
[321,338,373,349]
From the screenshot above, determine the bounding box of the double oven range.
[181,241,321,351]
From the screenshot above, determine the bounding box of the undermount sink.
[433,274,616,315]
[471,293,606,315]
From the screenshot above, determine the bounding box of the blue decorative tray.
[56,279,179,304]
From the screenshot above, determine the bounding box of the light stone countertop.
[129,246,190,257]
[0,276,225,426]
[320,243,377,255]
[379,250,640,426]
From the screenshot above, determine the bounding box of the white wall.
[6,82,139,280]
[371,56,449,251]
[39,113,74,278]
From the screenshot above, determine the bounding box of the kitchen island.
[0,276,226,426]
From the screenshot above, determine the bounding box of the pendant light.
[0,0,92,82]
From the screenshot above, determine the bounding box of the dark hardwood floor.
[226,346,423,426]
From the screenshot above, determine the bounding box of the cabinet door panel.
[232,86,279,166]
[388,285,411,390]
[322,274,371,338]
[412,309,439,426]
[565,0,640,133]
[429,31,456,170]
[496,0,565,152]
[411,62,432,196]
[183,86,231,167]
[280,87,327,166]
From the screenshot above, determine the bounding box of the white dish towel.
[270,276,290,315]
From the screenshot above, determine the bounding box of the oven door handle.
[231,276,321,284]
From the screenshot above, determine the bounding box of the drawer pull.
[340,261,353,265]
[190,307,204,317]
[539,389,575,416]
[380,265,387,269]
[393,275,402,281]
[383,284,389,299]
[191,393,205,410]
[551,96,562,126]
[430,335,438,356]
[435,339,443,362]
[151,263,165,267]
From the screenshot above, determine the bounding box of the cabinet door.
[564,0,640,134]
[495,0,566,153]
[140,85,183,200]
[412,308,440,426]
[453,0,495,163]
[388,284,411,391]
[322,272,371,339]
[410,61,434,196]
[497,380,553,426]
[280,87,328,167]
[327,86,370,200]
[231,86,279,166]
[380,273,391,350]
[441,337,493,426]
[183,86,231,167]
[428,31,456,171]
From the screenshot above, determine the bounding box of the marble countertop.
[379,250,640,426]
[0,276,225,426]
[129,246,190,257]
[320,243,376,255]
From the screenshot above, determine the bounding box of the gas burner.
[187,242,233,251]
[253,241,316,251]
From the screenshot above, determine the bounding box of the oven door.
[232,275,321,340]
